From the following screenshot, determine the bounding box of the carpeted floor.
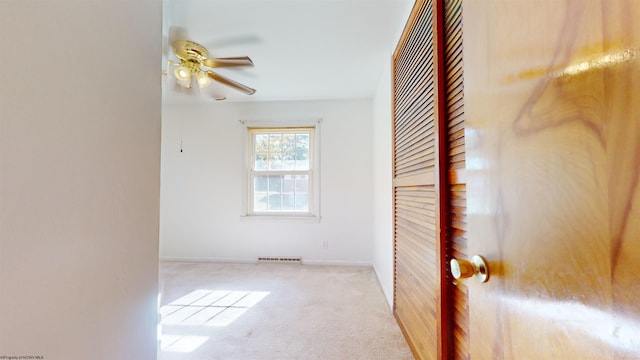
[158,262,413,360]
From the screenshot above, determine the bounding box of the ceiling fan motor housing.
[173,40,209,63]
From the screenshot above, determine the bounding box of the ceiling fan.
[168,39,256,96]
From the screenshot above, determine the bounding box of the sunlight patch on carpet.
[159,289,270,353]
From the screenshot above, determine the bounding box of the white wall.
[372,2,413,308]
[160,99,374,265]
[372,61,395,308]
[0,2,161,359]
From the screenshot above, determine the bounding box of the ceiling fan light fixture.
[173,66,192,82]
[176,78,191,88]
[195,71,211,88]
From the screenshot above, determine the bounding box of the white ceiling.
[162,0,413,103]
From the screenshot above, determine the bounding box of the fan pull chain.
[180,112,184,153]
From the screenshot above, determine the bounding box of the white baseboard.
[301,259,372,267]
[160,256,371,267]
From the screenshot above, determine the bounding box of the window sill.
[240,214,321,223]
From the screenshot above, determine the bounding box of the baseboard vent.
[257,257,302,265]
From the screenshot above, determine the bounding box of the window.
[243,125,319,219]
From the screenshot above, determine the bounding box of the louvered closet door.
[442,0,469,359]
[392,0,440,359]
[393,0,468,359]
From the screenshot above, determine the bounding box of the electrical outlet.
[322,239,329,249]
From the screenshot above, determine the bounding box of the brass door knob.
[450,255,489,283]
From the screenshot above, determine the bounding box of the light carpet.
[158,262,413,360]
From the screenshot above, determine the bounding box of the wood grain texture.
[463,0,640,358]
[604,3,640,359]
[433,0,450,356]
[393,0,440,359]
[442,0,469,358]
[395,187,439,359]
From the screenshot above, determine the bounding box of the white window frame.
[240,119,321,221]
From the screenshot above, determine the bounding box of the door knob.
[450,255,489,283]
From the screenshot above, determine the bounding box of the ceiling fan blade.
[206,71,256,95]
[203,56,254,68]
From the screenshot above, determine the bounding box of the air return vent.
[257,257,302,265]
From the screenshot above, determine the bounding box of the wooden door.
[393,0,469,359]
[393,1,442,359]
[440,0,469,358]
[462,0,640,358]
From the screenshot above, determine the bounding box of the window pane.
[255,175,268,191]
[283,134,295,151]
[255,156,268,170]
[295,174,309,212]
[295,158,309,171]
[255,134,269,170]
[296,134,309,151]
[255,134,269,151]
[268,175,282,192]
[282,194,295,211]
[295,134,310,170]
[253,176,268,212]
[267,175,282,211]
[268,193,282,210]
[264,135,278,170]
[295,194,309,212]
[254,131,311,171]
[268,156,282,170]
[295,175,309,192]
[268,134,282,153]
[283,175,295,193]
[252,174,310,213]
[282,159,296,170]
